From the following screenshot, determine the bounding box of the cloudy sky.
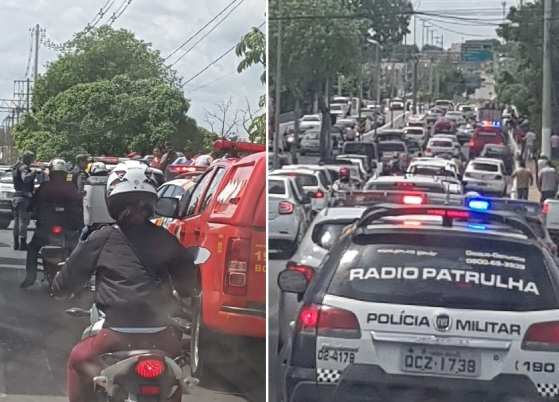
[0,0,265,130]
[408,0,524,48]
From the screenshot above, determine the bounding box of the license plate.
[401,346,481,377]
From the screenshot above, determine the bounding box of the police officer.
[21,159,83,288]
[12,151,37,250]
[72,154,90,196]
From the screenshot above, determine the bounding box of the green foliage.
[15,26,212,159]
[356,0,413,45]
[435,64,466,100]
[236,27,266,84]
[236,27,266,144]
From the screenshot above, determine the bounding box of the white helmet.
[194,154,213,167]
[49,158,67,173]
[106,160,158,220]
[90,161,108,176]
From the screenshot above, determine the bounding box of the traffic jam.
[269,99,559,402]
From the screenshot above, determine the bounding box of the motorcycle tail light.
[135,358,165,379]
[51,226,63,235]
[224,238,250,296]
[139,385,161,395]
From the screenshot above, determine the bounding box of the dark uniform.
[20,171,83,288]
[12,154,36,250]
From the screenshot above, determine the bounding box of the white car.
[406,114,426,128]
[280,164,335,189]
[407,158,463,194]
[268,176,311,256]
[463,157,508,196]
[0,173,14,229]
[403,126,427,146]
[299,114,321,131]
[426,137,460,157]
[270,168,331,213]
[280,204,559,402]
[390,98,405,110]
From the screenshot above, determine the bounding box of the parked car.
[0,173,14,229]
[300,130,321,155]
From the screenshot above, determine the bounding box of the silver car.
[268,176,312,257]
[277,206,366,349]
[300,130,321,155]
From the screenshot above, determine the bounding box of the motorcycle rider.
[20,159,83,288]
[52,160,195,402]
[332,167,354,193]
[12,151,37,250]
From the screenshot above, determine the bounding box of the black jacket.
[32,174,83,230]
[52,222,196,327]
[13,162,35,195]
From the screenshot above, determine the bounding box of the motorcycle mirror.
[186,247,211,265]
[65,307,90,318]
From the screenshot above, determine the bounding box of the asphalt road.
[268,258,285,402]
[0,227,264,402]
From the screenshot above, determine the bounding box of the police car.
[279,200,559,402]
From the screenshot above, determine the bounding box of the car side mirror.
[155,197,180,218]
[278,270,308,295]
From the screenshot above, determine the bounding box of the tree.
[204,98,241,139]
[236,27,266,144]
[14,26,209,159]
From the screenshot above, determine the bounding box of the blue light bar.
[468,199,490,211]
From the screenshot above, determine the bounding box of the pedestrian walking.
[538,160,559,203]
[511,161,533,200]
[524,129,537,161]
[551,133,559,159]
[12,151,37,250]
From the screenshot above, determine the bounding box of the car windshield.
[409,166,452,177]
[327,234,558,311]
[302,116,319,121]
[304,131,320,139]
[285,173,318,187]
[472,163,499,172]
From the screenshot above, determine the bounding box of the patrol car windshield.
[328,234,558,311]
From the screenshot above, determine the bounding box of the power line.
[418,17,492,37]
[86,0,116,31]
[164,0,241,61]
[169,0,245,67]
[108,0,133,26]
[182,21,265,87]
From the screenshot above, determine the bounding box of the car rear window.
[378,143,405,153]
[365,181,444,193]
[431,141,452,147]
[409,166,446,177]
[472,163,499,172]
[284,173,318,187]
[328,234,558,311]
[305,132,319,139]
[406,129,423,135]
[269,179,286,195]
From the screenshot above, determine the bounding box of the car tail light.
[169,165,196,173]
[297,304,360,339]
[279,201,294,214]
[313,190,325,199]
[543,201,550,214]
[139,385,161,395]
[224,238,249,296]
[287,262,315,282]
[468,140,475,147]
[402,194,425,205]
[426,147,431,153]
[135,358,165,379]
[51,225,63,235]
[522,321,559,351]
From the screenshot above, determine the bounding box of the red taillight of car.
[522,321,559,351]
[139,385,161,395]
[51,225,63,235]
[287,262,315,282]
[278,201,294,214]
[427,209,470,219]
[543,201,550,214]
[297,304,360,339]
[313,191,325,199]
[468,140,475,147]
[402,194,425,205]
[426,147,431,153]
[135,358,165,379]
[224,238,250,296]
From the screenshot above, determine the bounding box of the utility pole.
[33,24,40,84]
[273,14,282,169]
[412,15,418,114]
[542,0,552,158]
[26,79,30,112]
